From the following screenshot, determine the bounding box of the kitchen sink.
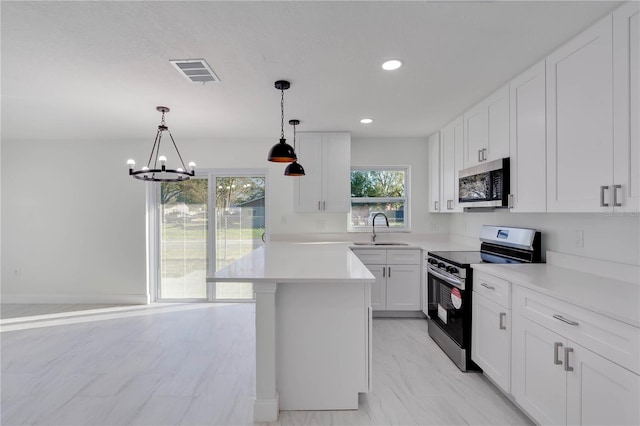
[352,242,410,246]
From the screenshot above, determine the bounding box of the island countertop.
[208,242,375,283]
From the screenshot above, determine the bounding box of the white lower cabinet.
[512,285,640,426]
[472,271,512,393]
[352,249,421,311]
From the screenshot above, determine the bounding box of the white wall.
[450,212,640,266]
[351,137,450,235]
[1,135,443,302]
[0,137,284,302]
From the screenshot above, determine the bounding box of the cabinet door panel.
[367,264,386,311]
[294,133,323,212]
[566,342,640,426]
[464,107,488,168]
[614,3,640,212]
[512,315,567,425]
[386,264,420,311]
[472,293,511,393]
[486,86,510,161]
[547,16,614,212]
[441,117,464,212]
[509,60,547,212]
[322,133,350,212]
[428,132,441,212]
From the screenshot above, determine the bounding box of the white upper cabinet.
[463,85,510,168]
[613,2,640,213]
[509,60,547,212]
[546,16,614,212]
[428,132,441,213]
[440,116,464,212]
[294,132,351,213]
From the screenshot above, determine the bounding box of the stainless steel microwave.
[458,158,510,208]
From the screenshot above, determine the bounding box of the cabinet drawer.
[352,249,386,265]
[514,286,640,374]
[387,249,420,265]
[474,271,511,307]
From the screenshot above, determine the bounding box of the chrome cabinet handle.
[434,201,439,211]
[481,282,495,290]
[323,201,326,210]
[553,314,579,326]
[478,149,482,162]
[388,267,391,277]
[600,186,610,207]
[383,267,385,278]
[499,312,506,330]
[564,347,574,371]
[508,194,514,209]
[554,342,563,365]
[613,184,622,207]
[318,201,321,210]
[482,148,487,161]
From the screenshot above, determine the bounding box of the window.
[350,167,409,231]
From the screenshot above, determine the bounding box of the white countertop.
[472,263,640,328]
[210,242,375,283]
[349,241,478,252]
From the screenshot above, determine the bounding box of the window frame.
[348,165,411,233]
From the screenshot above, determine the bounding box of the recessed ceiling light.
[382,60,402,71]
[360,118,374,124]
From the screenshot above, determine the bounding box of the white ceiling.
[1,1,621,141]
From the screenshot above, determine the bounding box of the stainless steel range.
[426,225,542,371]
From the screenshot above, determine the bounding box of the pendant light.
[284,119,305,176]
[127,106,195,182]
[267,80,297,162]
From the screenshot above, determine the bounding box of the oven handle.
[427,266,465,290]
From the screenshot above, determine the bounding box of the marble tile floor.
[1,303,532,425]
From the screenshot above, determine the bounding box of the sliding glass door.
[154,170,266,301]
[213,175,265,300]
[158,178,208,299]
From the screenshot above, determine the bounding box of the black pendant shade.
[284,160,305,176]
[268,138,297,162]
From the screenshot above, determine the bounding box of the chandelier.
[127,106,196,182]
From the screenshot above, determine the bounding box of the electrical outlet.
[575,230,584,248]
[431,222,439,232]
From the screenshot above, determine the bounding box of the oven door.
[427,268,470,347]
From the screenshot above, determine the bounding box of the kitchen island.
[209,242,375,422]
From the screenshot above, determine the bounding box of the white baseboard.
[0,293,149,304]
[253,394,279,422]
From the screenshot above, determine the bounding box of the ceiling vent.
[169,59,220,84]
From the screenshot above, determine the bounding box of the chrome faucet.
[371,212,389,242]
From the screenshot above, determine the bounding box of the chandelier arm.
[147,129,162,167]
[167,131,189,171]
[153,131,163,169]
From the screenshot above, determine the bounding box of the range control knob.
[446,266,459,274]
[428,258,438,265]
[437,262,445,269]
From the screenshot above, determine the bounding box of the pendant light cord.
[292,121,297,150]
[280,89,285,139]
